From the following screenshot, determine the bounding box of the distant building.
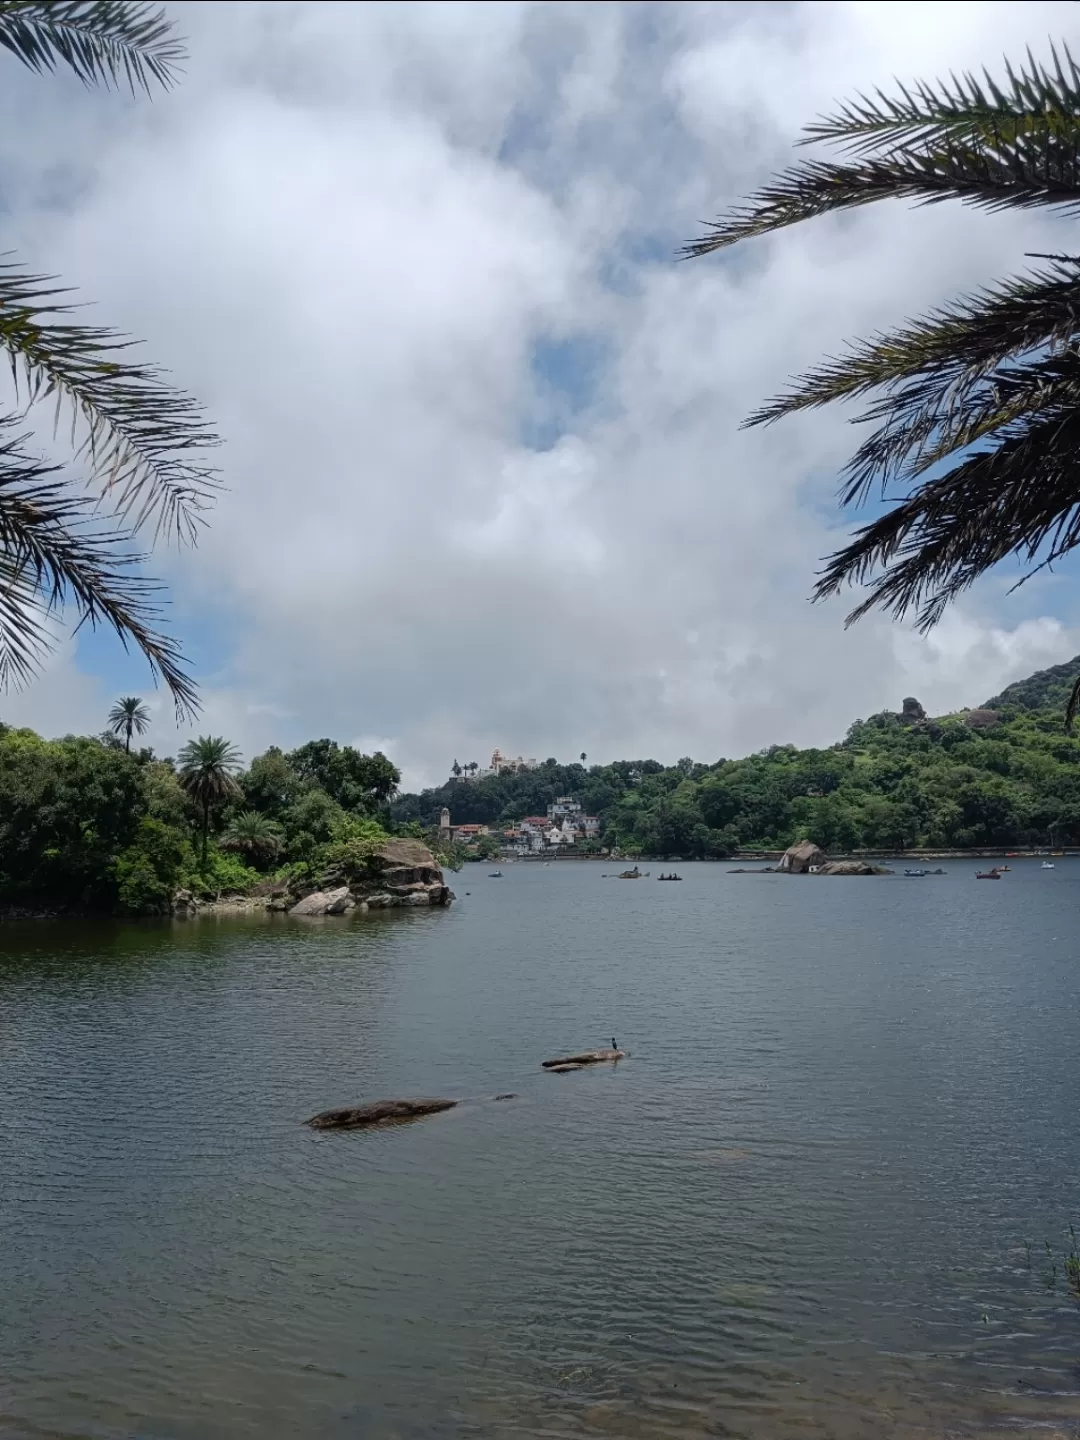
[455,749,540,781]
[545,796,600,842]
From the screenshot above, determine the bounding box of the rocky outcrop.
[777,840,825,873]
[902,696,927,721]
[289,886,354,916]
[964,707,1000,730]
[289,839,453,915]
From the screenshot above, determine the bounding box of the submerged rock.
[306,1097,458,1129]
[817,860,892,876]
[542,1048,625,1069]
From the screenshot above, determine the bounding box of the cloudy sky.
[2,0,1079,790]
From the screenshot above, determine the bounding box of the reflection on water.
[1,861,1079,1438]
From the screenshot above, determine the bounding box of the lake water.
[2,860,1079,1439]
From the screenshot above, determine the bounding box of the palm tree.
[452,759,462,777]
[178,736,242,865]
[222,810,283,869]
[0,4,217,718]
[684,45,1080,722]
[580,752,587,765]
[107,695,150,752]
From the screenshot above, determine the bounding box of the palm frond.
[682,138,1080,259]
[0,261,220,543]
[0,417,198,716]
[801,45,1080,158]
[813,404,1080,631]
[0,1,183,93]
[839,349,1080,506]
[745,257,1080,429]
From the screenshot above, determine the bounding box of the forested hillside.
[394,657,1080,855]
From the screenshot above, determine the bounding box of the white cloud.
[2,1,1078,788]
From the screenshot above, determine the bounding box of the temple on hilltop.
[453,749,540,781]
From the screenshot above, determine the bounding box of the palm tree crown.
[0,3,218,718]
[684,44,1080,720]
[107,695,150,752]
[178,735,242,862]
[222,810,283,868]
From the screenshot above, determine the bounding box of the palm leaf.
[0,417,197,716]
[682,138,1080,259]
[814,404,1080,630]
[0,1,183,93]
[0,261,220,543]
[801,45,1080,158]
[745,257,1080,431]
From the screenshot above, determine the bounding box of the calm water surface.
[2,861,1079,1439]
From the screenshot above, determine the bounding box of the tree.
[452,759,462,777]
[684,46,1080,722]
[580,752,587,765]
[0,3,218,717]
[221,810,283,869]
[107,696,150,753]
[287,739,399,813]
[177,736,241,865]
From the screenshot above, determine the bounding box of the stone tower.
[439,807,450,832]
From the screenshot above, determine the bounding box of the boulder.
[964,707,1000,730]
[901,696,927,721]
[171,888,199,914]
[306,1097,457,1129]
[289,886,352,917]
[777,840,826,873]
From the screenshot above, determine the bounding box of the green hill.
[985,654,1080,713]
[395,663,1080,856]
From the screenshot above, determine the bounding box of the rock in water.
[542,1048,625,1069]
[289,886,353,917]
[306,1097,458,1129]
[777,840,825,873]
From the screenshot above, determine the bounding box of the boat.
[657,873,683,881]
[488,870,503,878]
[976,868,1002,880]
[904,868,927,877]
[1042,861,1055,869]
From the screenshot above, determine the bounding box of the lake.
[1,860,1079,1439]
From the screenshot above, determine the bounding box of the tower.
[439,807,450,832]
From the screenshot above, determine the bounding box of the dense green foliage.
[394,658,1080,856]
[0,720,405,914]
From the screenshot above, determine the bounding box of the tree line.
[394,667,1080,858]
[0,707,412,915]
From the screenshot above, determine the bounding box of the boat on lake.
[976,867,1002,880]
[488,870,503,878]
[658,873,683,881]
[1042,861,1055,869]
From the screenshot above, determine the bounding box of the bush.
[191,846,260,898]
[114,818,191,914]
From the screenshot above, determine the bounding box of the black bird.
[611,1037,618,1050]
